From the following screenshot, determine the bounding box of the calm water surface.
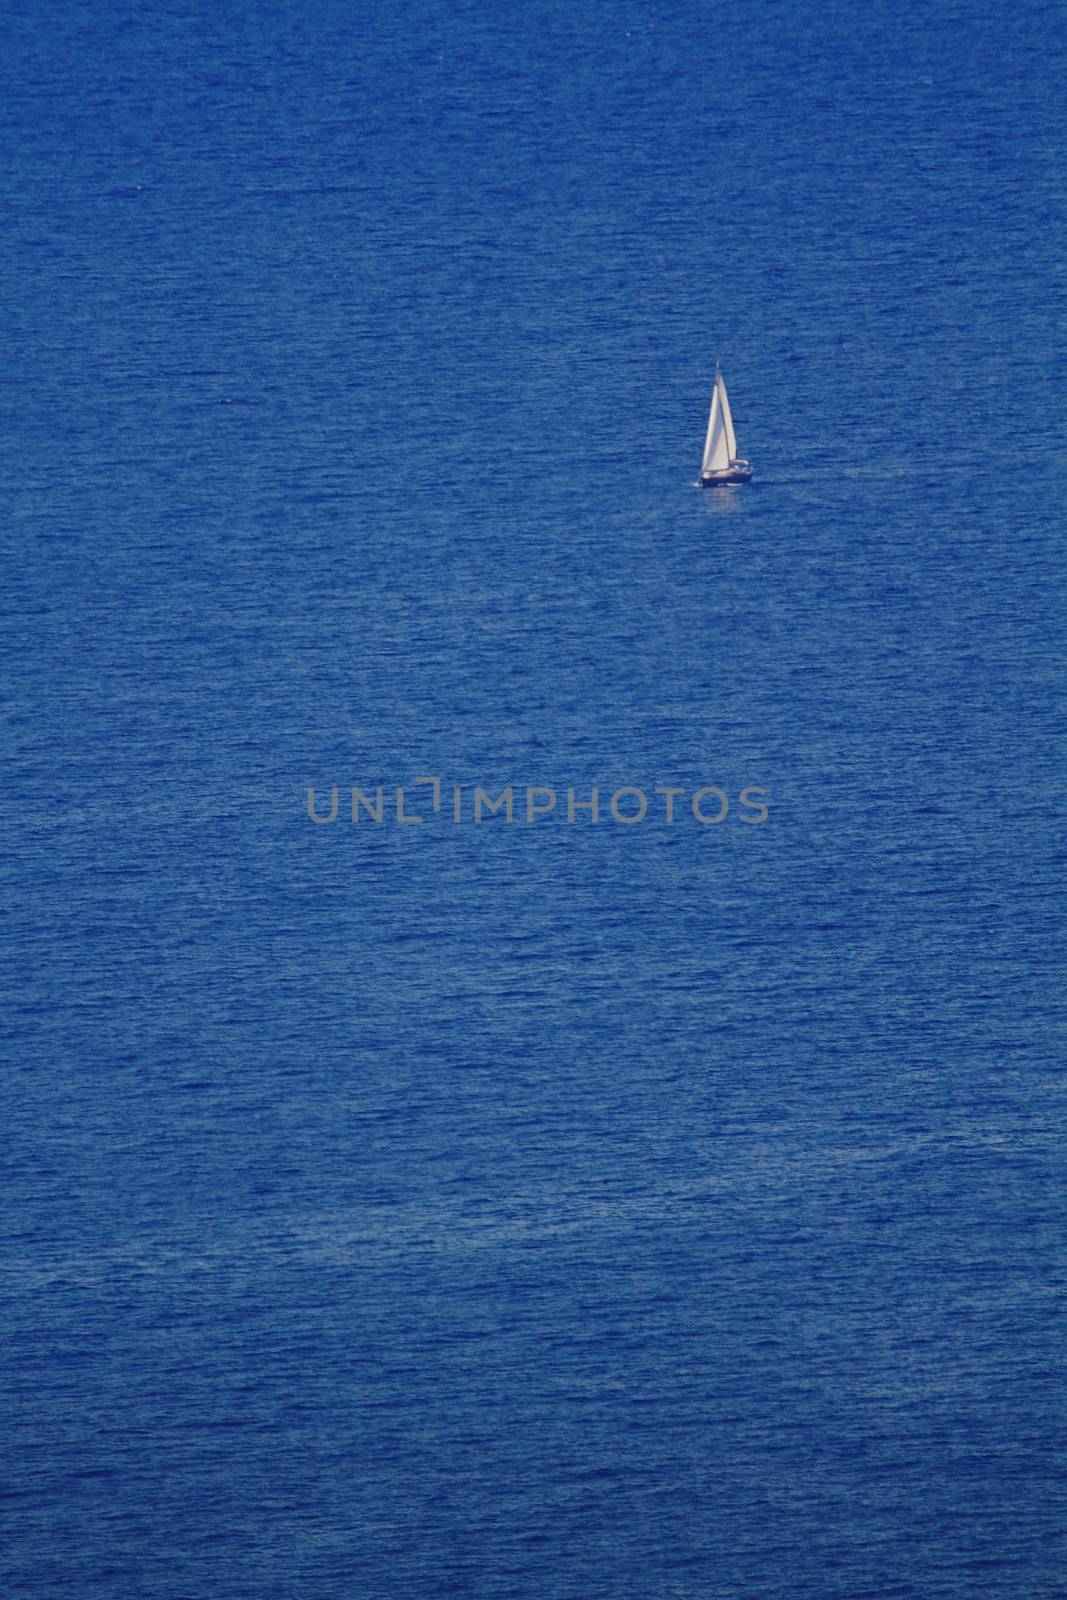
[2,2,1065,1596]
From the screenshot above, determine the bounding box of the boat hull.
[700,466,751,486]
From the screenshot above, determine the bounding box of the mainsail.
[717,368,737,462]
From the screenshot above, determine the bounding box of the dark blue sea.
[2,1,1065,1595]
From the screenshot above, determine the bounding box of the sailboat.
[700,363,751,485]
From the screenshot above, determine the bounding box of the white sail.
[717,369,737,462]
[701,380,730,474]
